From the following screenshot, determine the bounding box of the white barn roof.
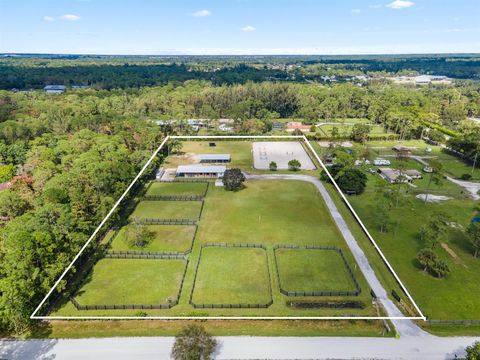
[176,165,226,174]
[198,154,231,161]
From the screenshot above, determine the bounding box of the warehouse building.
[198,154,231,163]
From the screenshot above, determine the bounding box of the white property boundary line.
[31,135,425,321]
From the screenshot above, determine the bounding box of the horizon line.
[2,52,480,57]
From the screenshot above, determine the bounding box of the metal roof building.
[44,85,66,94]
[176,165,226,178]
[198,154,231,163]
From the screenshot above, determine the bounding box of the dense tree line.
[2,54,480,90]
[0,119,163,333]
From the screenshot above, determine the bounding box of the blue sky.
[1,0,479,55]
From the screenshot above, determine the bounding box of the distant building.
[272,122,283,131]
[71,85,90,90]
[176,165,226,178]
[286,122,310,132]
[197,154,231,163]
[391,75,452,85]
[392,145,412,153]
[44,85,66,94]
[378,168,412,183]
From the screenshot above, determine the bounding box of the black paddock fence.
[136,218,197,225]
[273,245,362,297]
[189,243,273,309]
[71,258,190,311]
[105,251,187,260]
[142,195,204,201]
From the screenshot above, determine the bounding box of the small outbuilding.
[392,145,412,153]
[198,154,231,163]
[44,85,66,94]
[176,165,226,178]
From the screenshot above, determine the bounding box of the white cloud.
[60,14,81,21]
[192,10,211,17]
[351,9,361,14]
[43,16,55,22]
[387,0,415,9]
[242,25,256,32]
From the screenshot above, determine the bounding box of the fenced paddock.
[71,257,188,309]
[252,141,316,170]
[130,200,203,220]
[273,245,361,297]
[190,244,273,308]
[146,181,209,197]
[109,224,197,254]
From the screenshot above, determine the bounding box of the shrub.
[269,161,277,171]
[465,341,480,360]
[461,173,472,180]
[288,159,301,171]
[171,325,217,360]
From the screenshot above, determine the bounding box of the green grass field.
[275,248,358,294]
[130,200,202,220]
[191,247,272,305]
[74,259,186,305]
[55,177,376,318]
[109,225,196,253]
[146,182,208,196]
[196,180,342,245]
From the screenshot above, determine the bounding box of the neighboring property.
[176,164,226,178]
[390,75,452,85]
[286,121,310,132]
[378,168,412,183]
[44,85,66,94]
[198,154,231,163]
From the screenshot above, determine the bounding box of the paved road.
[246,173,427,337]
[2,335,479,359]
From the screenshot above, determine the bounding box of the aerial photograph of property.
[1,0,480,359]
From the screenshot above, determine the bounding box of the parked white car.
[373,158,391,166]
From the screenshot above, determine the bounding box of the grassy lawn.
[348,178,480,320]
[28,319,392,338]
[146,182,208,196]
[191,247,271,305]
[73,259,186,306]
[196,180,341,246]
[275,248,358,294]
[164,141,252,170]
[53,168,375,318]
[130,200,202,220]
[109,225,196,253]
